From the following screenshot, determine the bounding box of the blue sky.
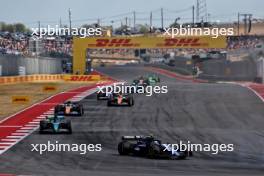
[0,0,263,27]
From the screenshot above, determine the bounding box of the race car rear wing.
[121,136,143,140]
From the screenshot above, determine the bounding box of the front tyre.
[66,120,72,134]
[107,100,112,106]
[148,143,161,159]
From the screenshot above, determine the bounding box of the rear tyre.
[39,129,44,134]
[54,106,59,115]
[68,126,72,134]
[118,141,130,155]
[39,121,46,134]
[66,120,72,134]
[128,98,134,106]
[82,107,84,115]
[79,106,84,116]
[107,101,112,106]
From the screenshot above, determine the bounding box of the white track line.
[21,127,35,130]
[73,95,83,98]
[6,136,22,139]
[0,125,23,128]
[36,116,45,119]
[1,139,18,142]
[29,121,39,124]
[25,124,38,127]
[11,133,27,136]
[0,142,13,145]
[16,130,32,133]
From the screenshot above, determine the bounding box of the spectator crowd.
[0,31,263,58]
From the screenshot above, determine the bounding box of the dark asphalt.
[0,65,264,176]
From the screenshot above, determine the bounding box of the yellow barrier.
[0,74,63,84]
[0,74,106,84]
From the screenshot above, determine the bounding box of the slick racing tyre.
[66,120,72,134]
[148,142,161,159]
[67,126,72,134]
[107,100,112,106]
[79,106,84,116]
[118,141,130,155]
[128,98,134,106]
[39,120,47,134]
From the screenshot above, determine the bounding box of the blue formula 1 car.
[118,136,192,159]
[39,115,72,134]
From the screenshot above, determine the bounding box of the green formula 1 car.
[39,115,72,134]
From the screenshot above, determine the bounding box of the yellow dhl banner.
[42,85,57,92]
[12,96,30,103]
[63,75,101,82]
[74,36,227,49]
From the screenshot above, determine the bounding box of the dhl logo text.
[70,76,93,81]
[157,38,208,47]
[88,39,140,47]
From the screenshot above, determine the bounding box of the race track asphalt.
[0,65,264,176]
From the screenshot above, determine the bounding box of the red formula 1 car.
[107,93,134,106]
[54,101,84,116]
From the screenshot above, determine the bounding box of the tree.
[14,23,26,32]
[138,24,149,34]
[0,22,7,31]
[5,24,15,32]
[0,22,28,32]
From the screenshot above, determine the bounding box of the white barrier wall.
[256,57,264,82]
[0,54,66,76]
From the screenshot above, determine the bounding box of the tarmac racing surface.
[0,65,264,176]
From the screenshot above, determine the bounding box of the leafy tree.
[5,24,15,32]
[14,23,26,32]
[0,22,28,32]
[0,22,6,31]
[138,24,149,34]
